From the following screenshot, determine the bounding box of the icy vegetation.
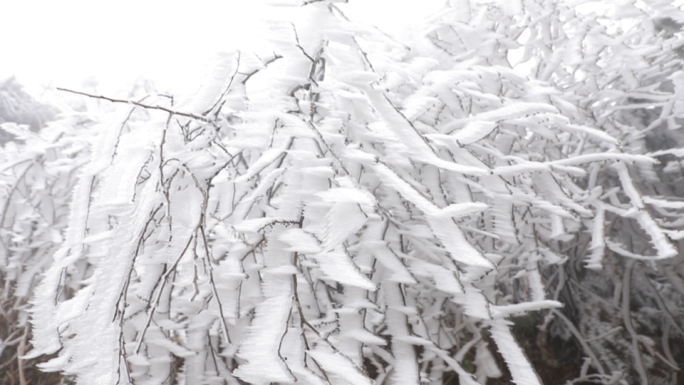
[0,77,56,144]
[3,0,684,384]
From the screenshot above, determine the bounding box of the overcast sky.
[2,0,445,99]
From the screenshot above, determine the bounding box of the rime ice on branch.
[20,1,684,385]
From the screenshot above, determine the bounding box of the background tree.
[0,77,56,144]
[0,90,101,384]
[1,0,683,385]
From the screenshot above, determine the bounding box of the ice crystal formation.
[2,1,684,384]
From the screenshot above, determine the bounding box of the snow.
[313,249,377,291]
[452,120,498,145]
[306,350,374,385]
[435,202,489,218]
[443,102,559,133]
[366,241,416,284]
[643,196,684,209]
[316,187,376,207]
[384,283,420,385]
[233,217,289,233]
[475,341,503,383]
[0,122,40,142]
[586,204,606,270]
[279,228,322,254]
[371,161,494,268]
[457,284,492,320]
[234,295,295,385]
[322,201,368,251]
[488,319,542,385]
[613,162,678,259]
[11,1,684,384]
[553,152,658,167]
[489,300,563,318]
[233,148,286,183]
[341,328,388,345]
[410,259,464,294]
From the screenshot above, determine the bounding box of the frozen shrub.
[9,1,684,384]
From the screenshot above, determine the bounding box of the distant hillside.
[0,77,56,144]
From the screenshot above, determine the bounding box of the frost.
[489,319,542,385]
[313,249,377,291]
[489,300,563,318]
[444,102,559,132]
[322,201,368,251]
[306,351,374,385]
[643,196,684,209]
[341,328,387,345]
[366,241,416,284]
[9,1,684,384]
[451,120,498,145]
[316,187,376,207]
[279,228,322,254]
[435,202,488,219]
[234,295,295,385]
[411,259,463,294]
[0,122,40,142]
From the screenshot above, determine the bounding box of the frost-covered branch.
[9,1,684,385]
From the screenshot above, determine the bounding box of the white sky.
[1,0,445,100]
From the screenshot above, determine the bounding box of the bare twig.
[638,266,684,337]
[111,95,151,163]
[57,87,215,124]
[134,235,194,354]
[584,326,623,342]
[622,259,649,385]
[202,52,241,117]
[200,224,233,344]
[18,324,29,385]
[550,309,606,376]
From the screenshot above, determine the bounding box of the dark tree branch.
[56,87,215,123]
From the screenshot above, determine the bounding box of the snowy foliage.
[2,0,684,384]
[0,77,56,144]
[0,100,99,384]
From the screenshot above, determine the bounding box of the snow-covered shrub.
[499,2,684,384]
[0,77,56,144]
[0,102,100,384]
[20,1,684,384]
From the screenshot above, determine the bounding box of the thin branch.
[134,235,194,354]
[291,24,315,62]
[17,324,29,385]
[200,224,232,344]
[638,267,684,336]
[240,53,282,85]
[112,95,151,163]
[56,87,215,124]
[550,309,606,376]
[202,52,242,116]
[622,259,649,385]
